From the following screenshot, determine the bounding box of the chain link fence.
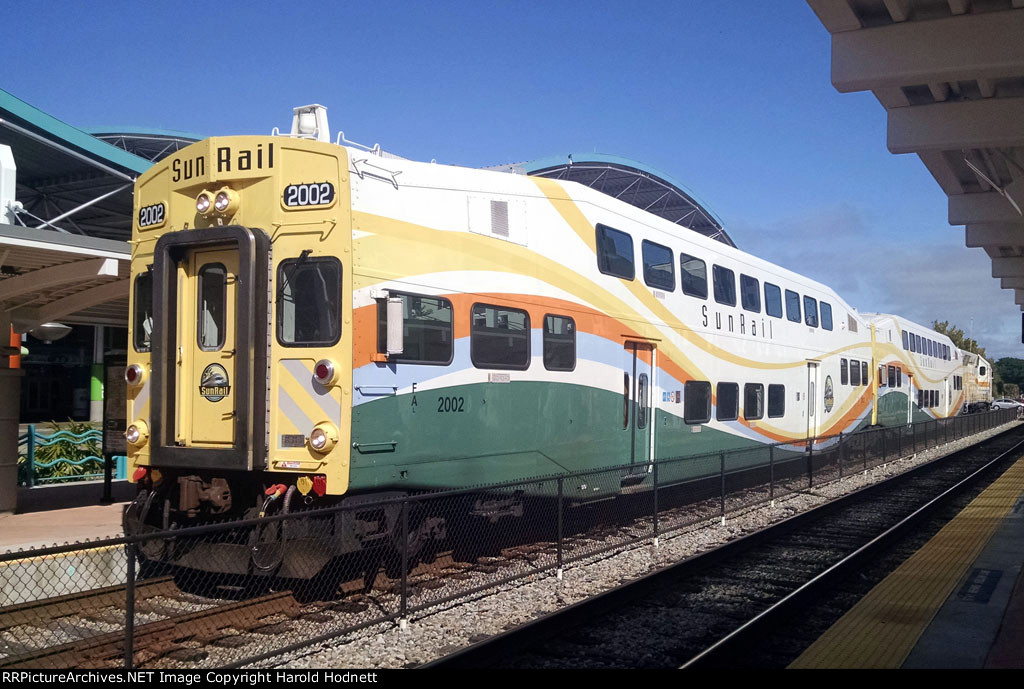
[0,408,1014,669]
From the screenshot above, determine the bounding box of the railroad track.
[424,424,1024,669]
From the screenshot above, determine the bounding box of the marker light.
[313,359,337,386]
[196,191,214,215]
[308,423,338,453]
[124,363,146,386]
[125,420,150,447]
[213,187,240,216]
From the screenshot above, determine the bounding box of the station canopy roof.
[809,0,1024,310]
[487,153,734,248]
[0,88,169,331]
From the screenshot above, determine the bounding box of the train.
[121,105,994,578]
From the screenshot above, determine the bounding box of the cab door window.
[197,263,226,351]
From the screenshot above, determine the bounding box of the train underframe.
[122,469,522,583]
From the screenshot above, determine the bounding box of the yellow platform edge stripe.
[790,456,1024,669]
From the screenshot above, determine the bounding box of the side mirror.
[386,296,404,355]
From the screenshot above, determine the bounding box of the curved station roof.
[489,153,735,247]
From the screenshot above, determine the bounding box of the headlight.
[196,191,214,215]
[308,423,338,453]
[213,187,240,215]
[126,420,150,447]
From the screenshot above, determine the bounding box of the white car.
[990,398,1024,410]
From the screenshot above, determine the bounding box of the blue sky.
[5,1,1018,358]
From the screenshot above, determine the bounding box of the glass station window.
[277,257,342,346]
[641,240,675,291]
[543,314,576,371]
[471,304,530,369]
[680,253,708,299]
[596,224,635,280]
[376,292,453,364]
[133,272,153,352]
[198,263,227,351]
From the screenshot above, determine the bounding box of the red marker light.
[312,475,327,497]
[132,467,148,482]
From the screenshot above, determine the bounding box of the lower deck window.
[685,381,712,424]
[768,384,785,418]
[376,292,453,364]
[471,304,530,369]
[716,382,739,421]
[543,314,576,371]
[744,383,764,420]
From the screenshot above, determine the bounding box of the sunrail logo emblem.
[199,364,230,402]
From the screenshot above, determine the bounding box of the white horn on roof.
[290,104,330,142]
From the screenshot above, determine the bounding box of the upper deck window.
[277,257,342,346]
[820,302,833,331]
[740,274,761,313]
[680,253,708,299]
[133,272,153,353]
[596,224,635,280]
[764,283,783,318]
[641,240,675,291]
[713,265,736,306]
[803,295,819,328]
[785,289,801,323]
[902,331,909,350]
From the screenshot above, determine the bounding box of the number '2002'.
[437,396,465,412]
[283,182,335,207]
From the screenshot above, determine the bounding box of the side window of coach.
[785,289,801,323]
[543,314,576,371]
[596,224,635,280]
[376,292,453,364]
[471,304,530,370]
[713,265,736,306]
[641,240,675,291]
[680,253,708,299]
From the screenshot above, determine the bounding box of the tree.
[932,320,987,361]
[995,357,1024,394]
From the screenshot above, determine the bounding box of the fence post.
[557,476,564,579]
[720,452,726,525]
[912,421,916,453]
[27,424,36,488]
[769,444,775,504]
[881,427,887,462]
[399,500,409,630]
[652,462,659,548]
[808,438,814,489]
[125,540,136,669]
[838,432,844,479]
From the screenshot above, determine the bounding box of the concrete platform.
[791,455,1024,669]
[0,501,127,552]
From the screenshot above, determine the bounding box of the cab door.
[177,247,239,446]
